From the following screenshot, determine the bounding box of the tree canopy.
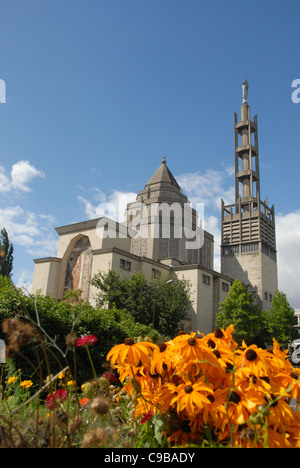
[0,228,14,278]
[90,270,191,337]
[264,290,299,348]
[216,279,299,348]
[215,280,264,346]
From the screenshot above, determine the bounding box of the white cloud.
[15,269,33,294]
[0,206,57,258]
[0,166,12,193]
[78,189,137,222]
[177,168,235,211]
[276,210,300,309]
[0,160,44,194]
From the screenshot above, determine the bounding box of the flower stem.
[85,346,97,380]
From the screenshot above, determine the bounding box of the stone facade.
[32,83,278,333]
[32,158,234,334]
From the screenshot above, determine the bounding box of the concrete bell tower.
[221,80,278,311]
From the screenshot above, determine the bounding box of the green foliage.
[216,280,299,348]
[215,280,263,345]
[264,290,300,348]
[0,228,14,278]
[0,275,160,384]
[91,270,191,337]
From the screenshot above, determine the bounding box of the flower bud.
[83,382,95,399]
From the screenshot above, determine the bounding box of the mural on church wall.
[64,237,93,301]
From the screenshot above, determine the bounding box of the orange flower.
[107,338,158,367]
[150,342,174,375]
[154,382,178,413]
[224,388,258,427]
[80,397,89,407]
[171,332,218,373]
[106,324,300,448]
[202,325,238,351]
[170,378,213,418]
[235,343,271,374]
[202,387,228,428]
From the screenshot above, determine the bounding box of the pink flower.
[46,389,68,409]
[76,335,98,347]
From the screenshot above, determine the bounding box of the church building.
[31,82,278,334]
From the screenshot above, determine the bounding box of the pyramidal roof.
[144,157,181,191]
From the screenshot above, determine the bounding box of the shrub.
[0,275,160,384]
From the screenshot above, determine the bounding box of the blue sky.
[1,1,300,308]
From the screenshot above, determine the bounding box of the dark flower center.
[213,349,221,359]
[214,328,224,339]
[184,385,193,394]
[229,391,241,404]
[207,339,216,349]
[225,362,234,372]
[207,394,215,403]
[159,343,167,352]
[248,374,257,384]
[261,376,270,383]
[124,338,135,346]
[245,349,257,361]
[188,338,197,346]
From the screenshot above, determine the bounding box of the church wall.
[212,275,232,327]
[197,271,214,334]
[221,251,262,290]
[261,251,278,312]
[88,250,115,306]
[32,258,61,298]
[174,268,199,332]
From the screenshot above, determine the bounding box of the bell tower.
[221,81,278,311]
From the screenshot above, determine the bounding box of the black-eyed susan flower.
[225,388,259,427]
[170,378,213,418]
[202,324,238,351]
[106,324,300,448]
[235,343,271,374]
[171,332,218,373]
[150,342,174,375]
[201,387,228,428]
[234,366,271,396]
[107,338,158,367]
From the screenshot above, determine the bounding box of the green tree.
[0,228,14,278]
[215,279,263,345]
[264,290,299,349]
[91,270,191,337]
